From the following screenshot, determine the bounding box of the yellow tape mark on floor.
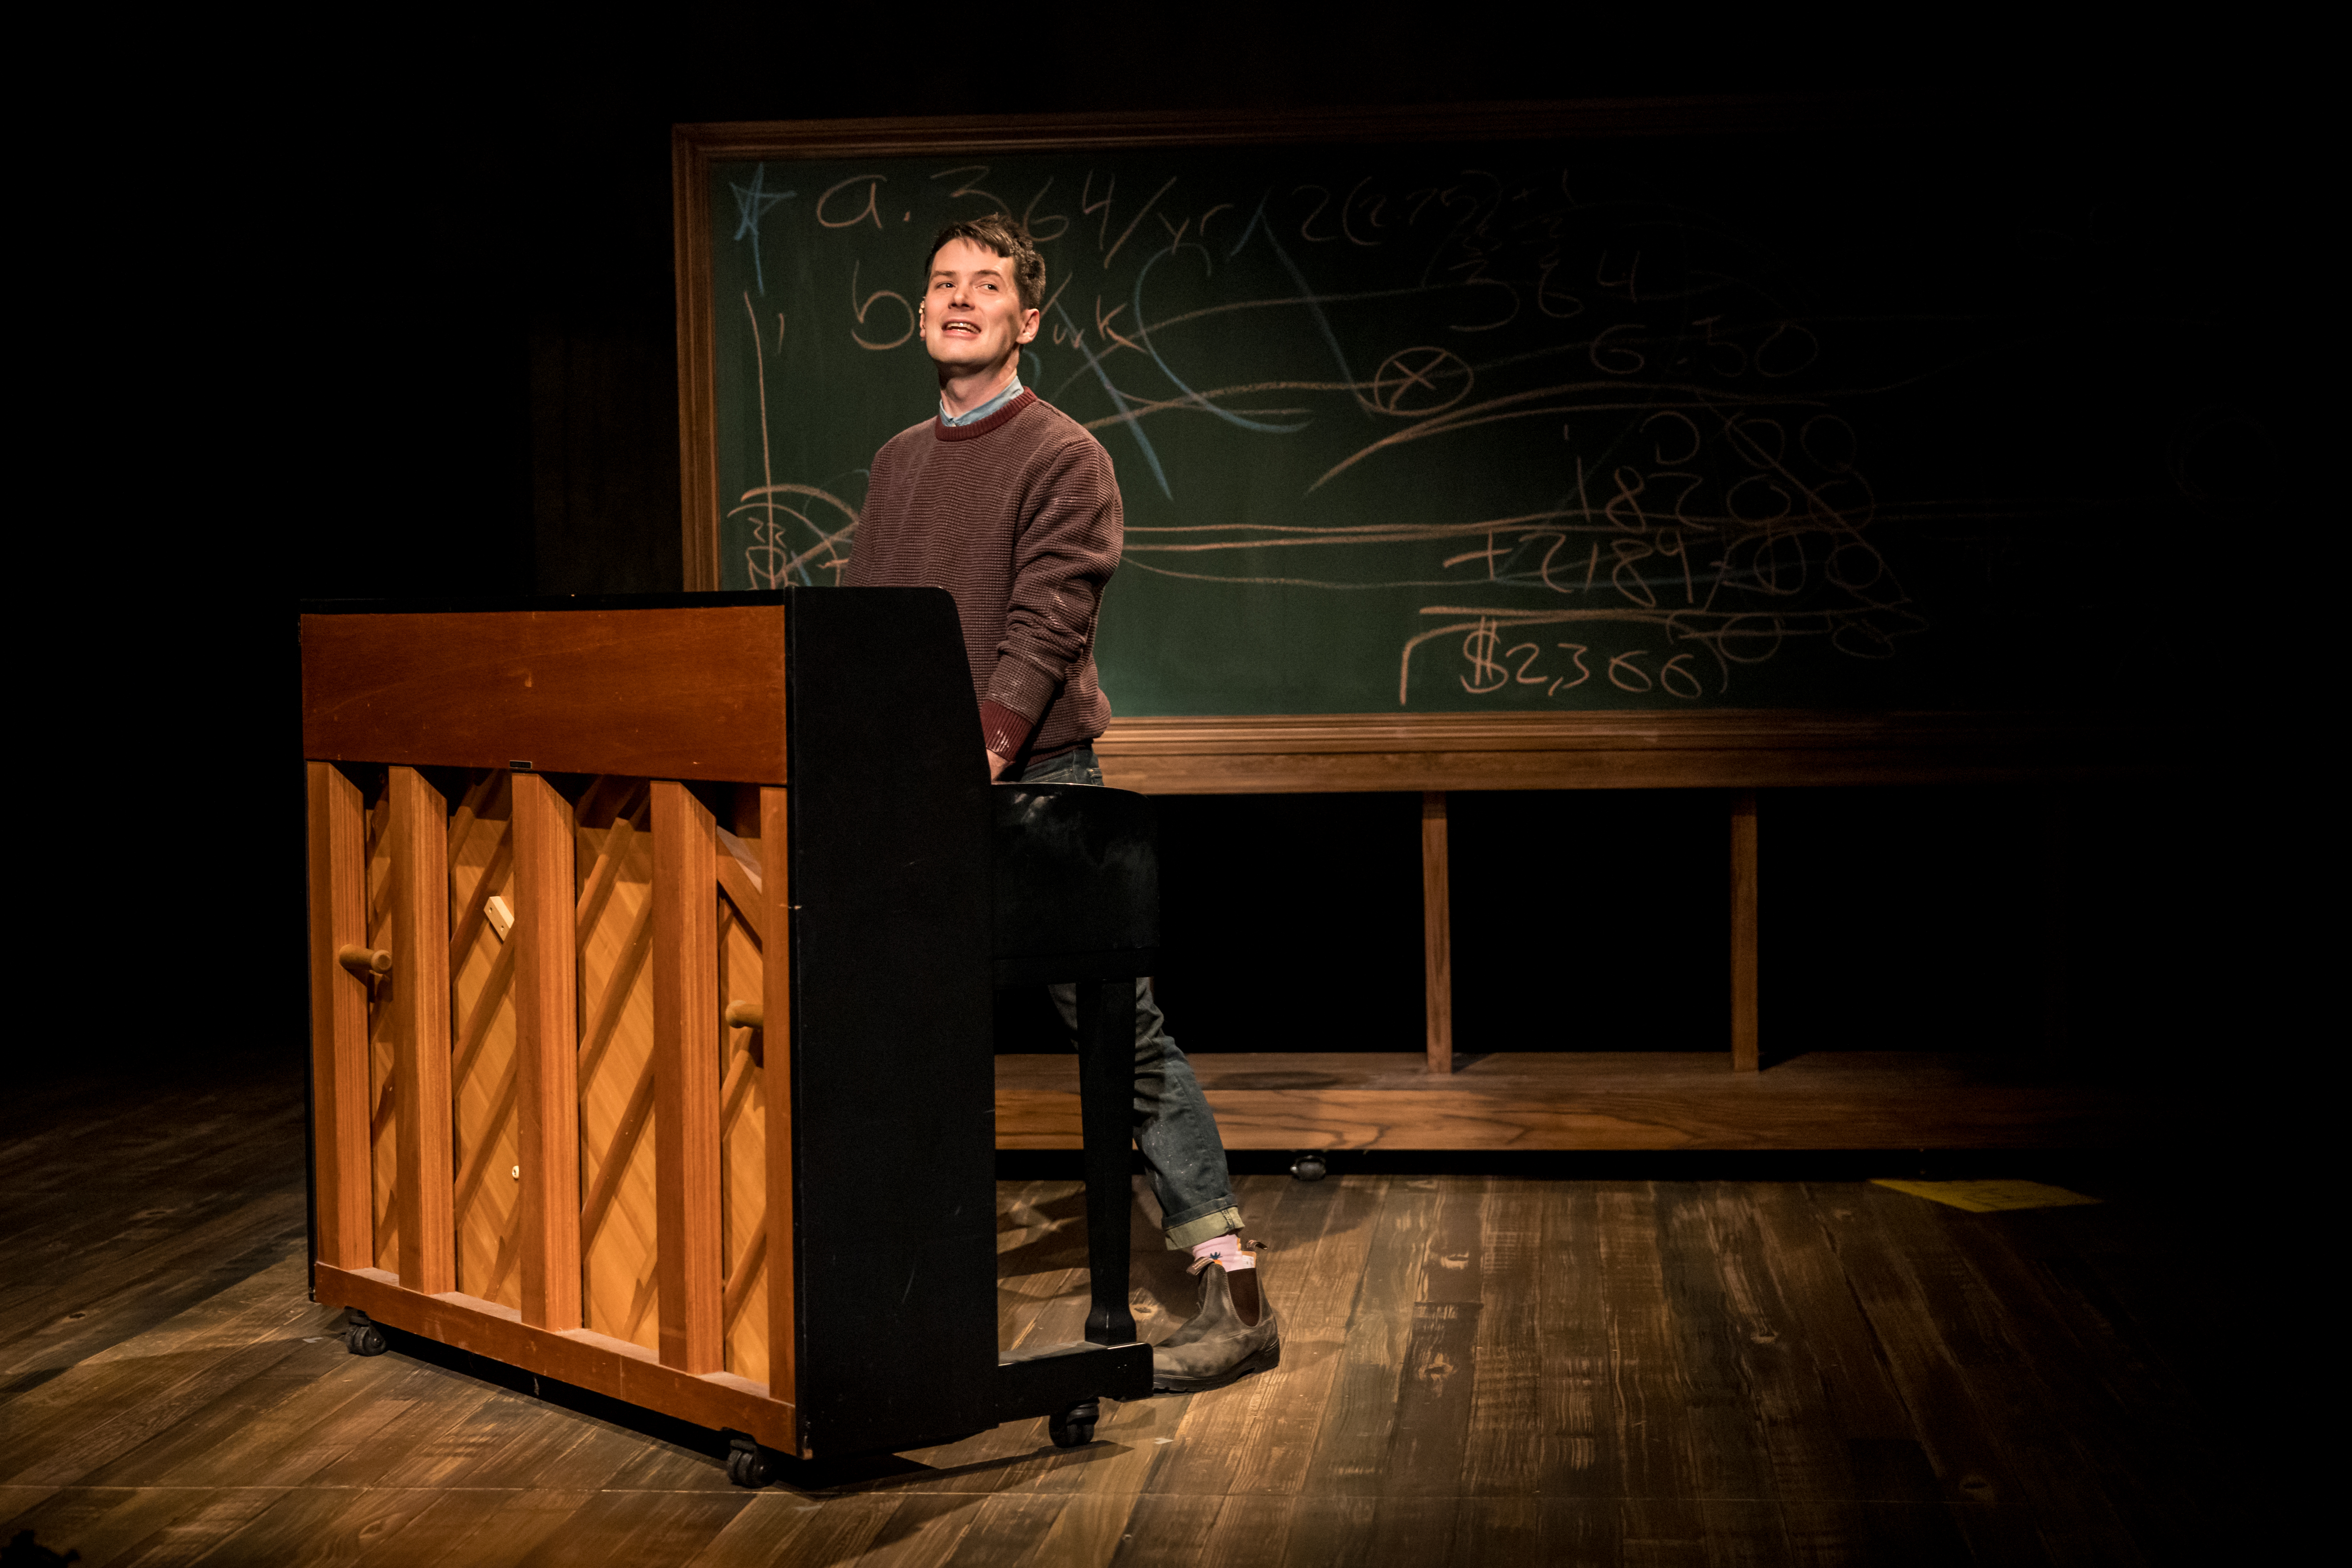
[1870,1179,2103,1213]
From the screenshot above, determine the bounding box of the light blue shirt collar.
[940,372,1023,428]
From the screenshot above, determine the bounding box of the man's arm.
[980,436,1122,762]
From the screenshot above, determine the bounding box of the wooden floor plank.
[1159,1492,1291,1568]
[1450,1494,1620,1568]
[501,1487,754,1568]
[1595,1182,1696,1499]
[1021,1379,1173,1514]
[682,1491,904,1568]
[1295,1180,1441,1498]
[1800,1185,2055,1567]
[397,1488,602,1568]
[1648,1182,1782,1504]
[451,1403,668,1495]
[194,1482,446,1568]
[109,1485,294,1567]
[0,1084,305,1357]
[1743,1183,1917,1443]
[1461,1182,1542,1498]
[1102,1491,1222,1568]
[296,1378,508,1493]
[1616,1495,1712,1567]
[1271,1494,1379,1567]
[1363,1493,1461,1566]
[1697,1497,1802,1565]
[1381,1178,1483,1498]
[2,1486,255,1568]
[1026,1491,1151,1568]
[1942,1204,2210,1557]
[1856,1186,2162,1565]
[0,1253,334,1489]
[594,1427,741,1495]
[1531,1180,1613,1503]
[936,1489,1068,1567]
[1780,1496,1973,1568]
[2,1337,319,1495]
[74,1349,348,1491]
[0,1197,308,1370]
[796,1491,984,1568]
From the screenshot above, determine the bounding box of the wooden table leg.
[1075,978,1138,1347]
[1422,791,1454,1075]
[1730,789,1759,1073]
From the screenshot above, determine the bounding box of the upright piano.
[301,590,1151,1473]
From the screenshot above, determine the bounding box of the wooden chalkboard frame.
[670,101,2142,795]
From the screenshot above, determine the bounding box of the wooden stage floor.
[2,1059,2223,1565]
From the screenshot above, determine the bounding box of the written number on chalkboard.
[1459,621,1704,701]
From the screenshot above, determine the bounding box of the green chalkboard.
[684,111,2237,716]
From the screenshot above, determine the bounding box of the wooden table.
[1075,709,2169,1143]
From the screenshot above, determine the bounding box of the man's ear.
[1017,308,1040,344]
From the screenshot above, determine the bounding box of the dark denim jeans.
[1013,745,1243,1249]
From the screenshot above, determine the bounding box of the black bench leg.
[1075,977,1138,1346]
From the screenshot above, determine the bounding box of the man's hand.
[987,749,1014,781]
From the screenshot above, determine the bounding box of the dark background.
[29,10,2305,1089]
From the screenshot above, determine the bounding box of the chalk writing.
[705,138,2217,713]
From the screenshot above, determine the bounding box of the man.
[846,215,1276,1393]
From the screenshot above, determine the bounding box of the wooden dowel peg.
[338,944,393,977]
[723,1000,764,1031]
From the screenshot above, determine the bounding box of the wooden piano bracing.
[311,758,795,1443]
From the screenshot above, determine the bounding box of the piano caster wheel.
[724,1433,775,1488]
[1048,1400,1099,1448]
[1289,1153,1327,1182]
[344,1312,388,1357]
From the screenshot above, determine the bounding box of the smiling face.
[919,238,1041,382]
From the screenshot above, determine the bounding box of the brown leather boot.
[1150,1259,1280,1392]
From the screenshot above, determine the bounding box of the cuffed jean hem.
[1163,1205,1247,1251]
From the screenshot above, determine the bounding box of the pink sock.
[1191,1232,1255,1272]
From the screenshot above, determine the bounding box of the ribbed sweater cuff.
[979,700,1032,758]
[984,654,1062,735]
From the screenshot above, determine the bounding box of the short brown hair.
[923,215,1046,312]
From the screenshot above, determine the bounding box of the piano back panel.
[575,777,663,1355]
[785,587,996,1457]
[447,770,522,1310]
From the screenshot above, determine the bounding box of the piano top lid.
[300,597,792,782]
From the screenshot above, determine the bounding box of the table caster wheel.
[1290,1153,1327,1182]
[345,1312,388,1357]
[725,1433,774,1488]
[1048,1400,1099,1448]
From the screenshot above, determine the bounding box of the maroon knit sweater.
[846,389,1121,758]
